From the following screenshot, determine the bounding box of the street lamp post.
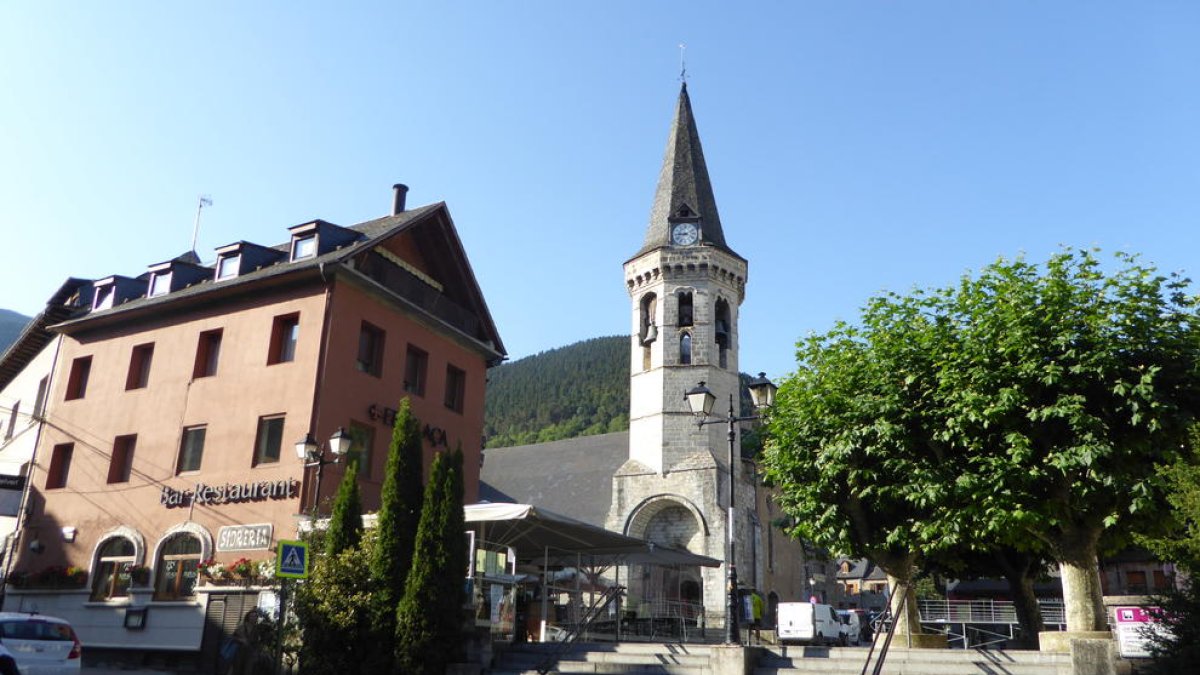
[685,373,776,646]
[294,427,352,519]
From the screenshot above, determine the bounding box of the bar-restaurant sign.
[161,478,300,509]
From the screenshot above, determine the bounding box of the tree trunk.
[884,571,922,640]
[992,548,1045,649]
[874,551,921,640]
[1005,569,1045,648]
[1057,527,1108,633]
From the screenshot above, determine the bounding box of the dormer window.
[148,272,172,297]
[216,254,240,280]
[291,234,317,261]
[93,284,115,311]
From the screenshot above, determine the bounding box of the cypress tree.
[395,452,449,675]
[368,398,424,672]
[436,446,468,660]
[325,461,362,555]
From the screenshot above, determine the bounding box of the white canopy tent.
[465,502,719,568]
[465,502,718,643]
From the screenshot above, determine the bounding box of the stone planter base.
[1038,630,1113,653]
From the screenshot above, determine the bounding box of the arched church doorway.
[625,498,706,621]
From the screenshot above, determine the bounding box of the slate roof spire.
[639,83,739,259]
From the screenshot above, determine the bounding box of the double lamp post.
[295,427,352,519]
[685,373,777,646]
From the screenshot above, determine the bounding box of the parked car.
[777,602,839,645]
[835,609,862,646]
[0,613,82,674]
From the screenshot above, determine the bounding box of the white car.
[0,613,82,674]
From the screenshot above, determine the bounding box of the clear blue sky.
[2,2,1198,382]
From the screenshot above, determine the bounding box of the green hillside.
[483,335,767,450]
[0,310,30,354]
[484,336,629,448]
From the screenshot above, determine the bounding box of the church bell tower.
[607,84,752,623]
[624,83,747,475]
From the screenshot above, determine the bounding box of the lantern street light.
[294,427,352,519]
[684,373,777,645]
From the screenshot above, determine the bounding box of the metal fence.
[917,598,1065,626]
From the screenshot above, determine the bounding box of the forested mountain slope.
[483,335,766,450]
[0,310,30,354]
[484,336,629,448]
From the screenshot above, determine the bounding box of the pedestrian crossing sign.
[276,540,309,579]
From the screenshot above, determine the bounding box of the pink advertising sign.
[1112,606,1171,658]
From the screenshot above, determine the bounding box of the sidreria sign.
[161,478,300,509]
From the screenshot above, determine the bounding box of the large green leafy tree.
[367,398,424,672]
[395,450,463,674]
[931,250,1200,632]
[763,248,1200,635]
[761,293,953,637]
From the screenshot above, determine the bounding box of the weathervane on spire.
[678,43,688,83]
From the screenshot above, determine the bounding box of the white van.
[776,602,839,645]
[835,609,862,646]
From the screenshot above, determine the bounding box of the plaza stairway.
[754,645,1073,675]
[490,641,714,675]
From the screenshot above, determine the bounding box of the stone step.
[503,642,713,656]
[492,668,708,675]
[500,653,710,668]
[760,645,1071,665]
[755,646,1071,675]
[492,642,715,675]
[755,662,1071,674]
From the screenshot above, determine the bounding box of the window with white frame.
[176,426,206,474]
[153,533,201,600]
[291,233,317,260]
[216,254,240,280]
[91,537,136,601]
[148,272,172,297]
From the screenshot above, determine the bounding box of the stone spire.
[638,83,739,259]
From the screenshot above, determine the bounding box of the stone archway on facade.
[622,495,708,617]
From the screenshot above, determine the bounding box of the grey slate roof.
[0,278,90,392]
[50,203,506,361]
[637,83,741,261]
[479,431,629,528]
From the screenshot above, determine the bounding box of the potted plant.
[200,558,228,583]
[227,557,253,579]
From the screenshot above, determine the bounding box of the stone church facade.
[482,84,823,627]
[604,84,807,624]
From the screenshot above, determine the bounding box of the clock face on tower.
[671,222,699,246]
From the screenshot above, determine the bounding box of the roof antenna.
[678,43,688,83]
[190,195,213,253]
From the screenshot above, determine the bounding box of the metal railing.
[916,599,1065,626]
[536,585,624,675]
[619,598,707,641]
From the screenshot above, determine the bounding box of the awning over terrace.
[465,502,719,568]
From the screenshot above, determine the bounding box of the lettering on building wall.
[160,479,300,509]
[217,523,274,552]
[367,404,450,447]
